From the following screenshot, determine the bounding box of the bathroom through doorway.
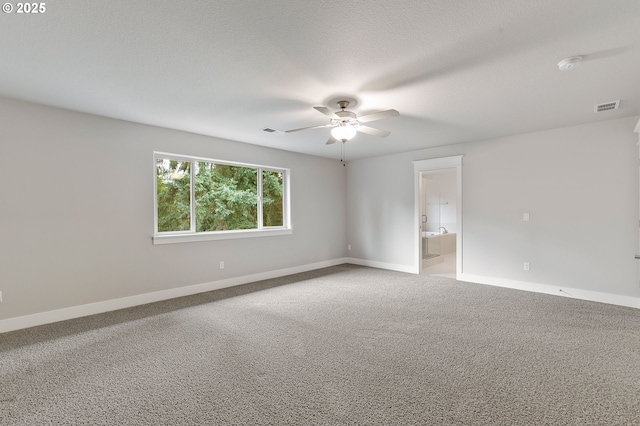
[413,156,462,277]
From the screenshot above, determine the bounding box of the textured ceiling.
[1,0,639,160]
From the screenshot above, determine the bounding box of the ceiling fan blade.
[285,123,334,133]
[326,135,338,145]
[314,106,339,119]
[356,125,391,138]
[357,109,399,123]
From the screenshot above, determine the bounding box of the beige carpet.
[1,264,639,425]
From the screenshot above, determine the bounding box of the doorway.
[413,156,463,277]
[420,169,457,277]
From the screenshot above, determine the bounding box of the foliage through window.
[155,153,288,237]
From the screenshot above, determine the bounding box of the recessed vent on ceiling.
[261,127,285,135]
[594,100,620,113]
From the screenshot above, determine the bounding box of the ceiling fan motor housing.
[335,110,356,119]
[334,109,358,126]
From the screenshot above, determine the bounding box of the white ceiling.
[2,1,639,160]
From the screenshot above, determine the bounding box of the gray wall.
[0,97,347,320]
[347,116,639,298]
[1,95,638,324]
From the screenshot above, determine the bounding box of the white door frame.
[413,156,463,276]
[635,120,640,279]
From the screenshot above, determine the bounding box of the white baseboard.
[6,262,634,334]
[459,273,640,310]
[345,257,418,274]
[0,258,350,334]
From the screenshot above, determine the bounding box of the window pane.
[195,162,258,231]
[156,159,191,232]
[262,170,284,227]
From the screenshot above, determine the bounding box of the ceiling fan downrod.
[337,100,350,110]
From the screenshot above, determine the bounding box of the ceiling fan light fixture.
[331,124,356,142]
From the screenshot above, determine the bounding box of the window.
[153,152,290,244]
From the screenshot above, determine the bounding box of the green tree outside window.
[156,157,286,233]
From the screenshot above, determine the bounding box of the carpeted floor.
[1,264,639,425]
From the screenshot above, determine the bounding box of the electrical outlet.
[347,244,351,251]
[219,261,224,270]
[0,290,2,302]
[523,212,530,222]
[523,262,530,271]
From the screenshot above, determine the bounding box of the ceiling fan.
[284,100,399,144]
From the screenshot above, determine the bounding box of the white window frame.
[153,152,291,245]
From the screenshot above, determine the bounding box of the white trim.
[345,257,417,274]
[635,118,640,284]
[0,258,349,334]
[459,273,640,309]
[5,261,638,334]
[257,169,264,228]
[413,156,463,276]
[154,151,283,170]
[190,158,196,231]
[413,155,463,172]
[153,227,292,244]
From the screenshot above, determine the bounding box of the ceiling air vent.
[594,100,620,113]
[261,127,285,134]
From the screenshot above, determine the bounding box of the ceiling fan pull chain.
[342,141,346,166]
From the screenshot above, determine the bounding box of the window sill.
[152,228,292,245]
